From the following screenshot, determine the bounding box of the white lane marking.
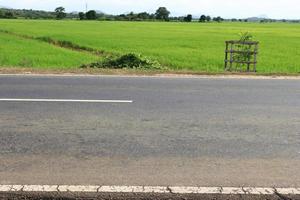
[0,185,299,195]
[0,99,133,103]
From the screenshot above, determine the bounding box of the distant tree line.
[77,8,224,23]
[78,7,171,21]
[1,7,299,23]
[0,7,225,22]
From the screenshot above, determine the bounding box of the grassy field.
[0,19,300,74]
[0,32,98,69]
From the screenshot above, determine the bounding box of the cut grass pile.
[0,31,99,69]
[81,53,164,70]
[0,19,300,74]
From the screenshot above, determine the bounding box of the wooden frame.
[225,40,259,72]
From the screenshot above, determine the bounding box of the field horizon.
[0,19,300,74]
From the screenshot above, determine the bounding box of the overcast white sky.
[0,0,299,19]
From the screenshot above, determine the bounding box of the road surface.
[0,75,299,187]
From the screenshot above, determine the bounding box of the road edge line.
[0,185,299,195]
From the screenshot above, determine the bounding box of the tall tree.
[55,7,66,20]
[137,12,151,20]
[127,12,136,21]
[86,10,97,20]
[184,14,192,22]
[199,15,206,22]
[205,15,211,22]
[155,7,170,21]
[78,12,85,20]
[213,16,224,22]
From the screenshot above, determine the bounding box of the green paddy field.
[0,19,300,74]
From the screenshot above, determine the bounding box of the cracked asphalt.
[0,75,299,187]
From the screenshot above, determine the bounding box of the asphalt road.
[0,75,299,187]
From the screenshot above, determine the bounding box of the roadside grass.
[0,20,300,74]
[0,32,99,69]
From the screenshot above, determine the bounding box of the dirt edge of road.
[1,192,299,200]
[0,67,300,79]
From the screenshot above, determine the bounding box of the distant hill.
[0,5,12,9]
[0,7,56,19]
[246,15,300,23]
[95,10,105,14]
[247,15,269,22]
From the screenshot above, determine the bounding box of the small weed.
[232,32,256,71]
[18,58,33,67]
